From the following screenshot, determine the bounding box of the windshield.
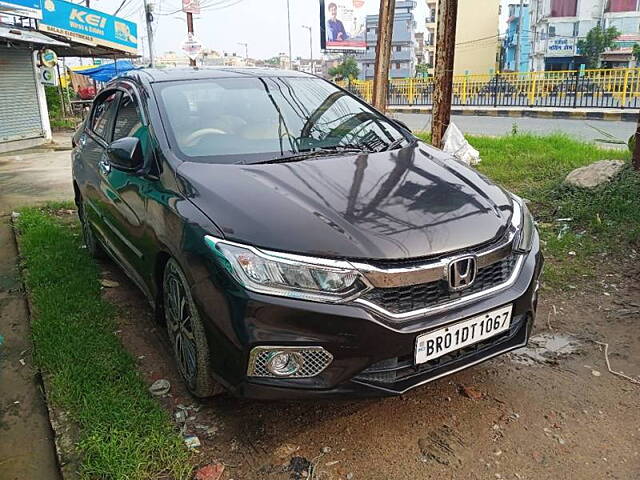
[154,76,408,164]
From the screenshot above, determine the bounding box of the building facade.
[356,0,417,79]
[503,3,532,71]
[530,0,640,71]
[425,0,501,75]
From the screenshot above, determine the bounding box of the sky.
[85,0,510,60]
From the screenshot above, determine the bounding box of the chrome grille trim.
[353,254,525,321]
[351,202,522,290]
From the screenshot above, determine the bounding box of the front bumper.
[191,235,543,399]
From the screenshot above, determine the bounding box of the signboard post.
[39,66,58,86]
[181,33,203,61]
[182,0,200,14]
[39,0,138,54]
[0,0,42,19]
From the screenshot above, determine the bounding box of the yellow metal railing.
[336,68,640,108]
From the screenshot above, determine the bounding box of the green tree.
[328,56,360,81]
[415,63,431,78]
[633,43,640,65]
[577,26,621,68]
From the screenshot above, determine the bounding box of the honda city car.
[72,68,543,398]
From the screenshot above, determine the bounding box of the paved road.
[393,112,636,144]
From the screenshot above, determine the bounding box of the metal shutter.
[0,47,43,142]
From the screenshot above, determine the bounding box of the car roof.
[120,67,315,84]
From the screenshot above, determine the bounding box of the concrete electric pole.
[286,0,293,69]
[515,0,524,72]
[302,25,313,73]
[431,0,458,149]
[143,0,155,68]
[372,0,396,112]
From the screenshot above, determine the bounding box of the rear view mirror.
[107,137,143,173]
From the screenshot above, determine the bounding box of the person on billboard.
[327,2,348,42]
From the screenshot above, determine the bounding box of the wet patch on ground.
[509,332,582,366]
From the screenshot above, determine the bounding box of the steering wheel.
[184,128,227,147]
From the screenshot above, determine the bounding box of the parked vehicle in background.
[72,68,543,399]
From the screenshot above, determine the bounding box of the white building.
[530,0,640,71]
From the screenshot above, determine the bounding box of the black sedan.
[72,68,542,398]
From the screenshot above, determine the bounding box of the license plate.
[415,304,513,365]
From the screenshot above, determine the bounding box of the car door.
[97,87,155,290]
[75,89,121,250]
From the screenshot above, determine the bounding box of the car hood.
[177,143,514,260]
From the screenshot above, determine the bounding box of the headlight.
[204,236,368,302]
[513,197,535,253]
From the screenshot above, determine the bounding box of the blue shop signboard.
[39,0,137,54]
[0,0,42,19]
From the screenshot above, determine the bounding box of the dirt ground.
[100,253,640,480]
[1,137,638,480]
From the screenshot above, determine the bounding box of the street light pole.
[286,0,292,69]
[302,25,313,73]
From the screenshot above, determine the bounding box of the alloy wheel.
[164,263,198,386]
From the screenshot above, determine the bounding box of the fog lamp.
[266,351,303,377]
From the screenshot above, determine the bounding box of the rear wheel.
[78,199,105,259]
[163,258,224,397]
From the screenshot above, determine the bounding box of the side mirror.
[107,137,143,173]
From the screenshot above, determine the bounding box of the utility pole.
[431,0,458,149]
[143,0,155,67]
[302,25,313,73]
[372,0,396,112]
[187,11,196,66]
[515,0,524,72]
[238,42,248,60]
[286,0,293,69]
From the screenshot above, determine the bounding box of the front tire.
[163,258,223,397]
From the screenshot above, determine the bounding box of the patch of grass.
[50,117,80,130]
[416,133,637,286]
[16,207,191,480]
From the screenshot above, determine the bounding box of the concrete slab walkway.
[0,217,61,480]
[0,139,73,480]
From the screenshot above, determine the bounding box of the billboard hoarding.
[320,0,367,52]
[0,0,42,19]
[39,0,138,54]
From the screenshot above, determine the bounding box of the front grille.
[354,314,526,385]
[248,347,333,378]
[360,255,517,315]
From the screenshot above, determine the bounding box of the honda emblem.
[448,256,477,291]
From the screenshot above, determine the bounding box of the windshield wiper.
[249,149,352,165]
[378,137,409,152]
